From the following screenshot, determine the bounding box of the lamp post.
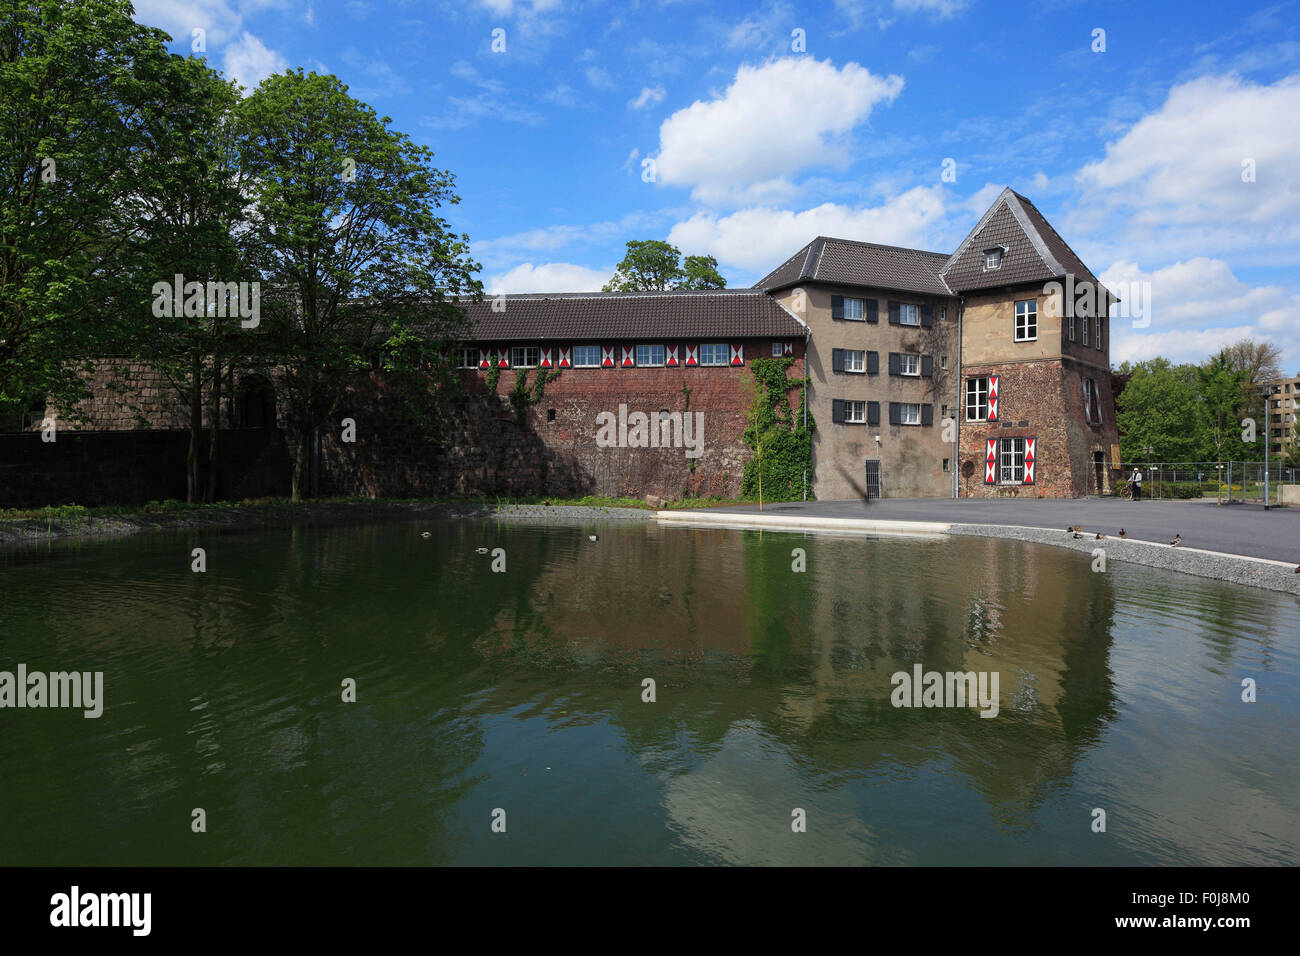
[1261,384,1272,509]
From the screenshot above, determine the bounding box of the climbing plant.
[510,367,561,424]
[741,357,815,502]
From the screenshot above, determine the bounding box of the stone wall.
[317,342,803,500]
[0,428,289,508]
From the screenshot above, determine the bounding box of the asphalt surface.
[708,497,1300,565]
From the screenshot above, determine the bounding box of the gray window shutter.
[867,351,879,375]
[921,355,933,377]
[888,300,900,325]
[867,401,880,425]
[888,352,900,376]
[921,305,933,328]
[921,404,934,426]
[831,399,845,423]
[866,299,879,323]
[889,402,901,425]
[831,348,844,372]
[831,295,844,320]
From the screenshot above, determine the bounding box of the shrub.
[1162,482,1203,499]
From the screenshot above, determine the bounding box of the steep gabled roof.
[941,187,1111,297]
[457,289,807,341]
[756,236,951,297]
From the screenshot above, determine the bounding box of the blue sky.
[134,0,1299,372]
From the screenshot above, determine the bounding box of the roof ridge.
[817,235,950,258]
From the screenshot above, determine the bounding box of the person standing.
[1131,466,1143,501]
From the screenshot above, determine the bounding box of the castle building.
[11,188,1121,505]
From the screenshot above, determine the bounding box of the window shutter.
[866,299,879,324]
[832,399,845,424]
[888,352,900,376]
[921,305,933,328]
[921,404,934,426]
[867,401,880,425]
[831,348,844,373]
[889,402,901,425]
[987,374,999,421]
[921,355,933,378]
[888,300,900,325]
[867,351,879,375]
[1024,437,1036,485]
[831,295,844,320]
[985,439,998,484]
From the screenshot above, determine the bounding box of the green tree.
[602,240,726,291]
[1197,350,1249,503]
[122,55,249,501]
[236,69,481,499]
[1114,359,1206,463]
[0,0,172,418]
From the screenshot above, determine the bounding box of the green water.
[1,519,1297,865]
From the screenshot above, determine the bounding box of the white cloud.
[628,85,666,110]
[585,66,616,90]
[223,31,286,91]
[726,2,795,50]
[1075,73,1300,261]
[651,58,903,204]
[485,262,613,294]
[132,0,242,46]
[1103,257,1300,370]
[666,185,947,274]
[893,0,970,18]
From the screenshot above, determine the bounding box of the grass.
[0,492,761,525]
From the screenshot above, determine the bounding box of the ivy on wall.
[741,356,815,502]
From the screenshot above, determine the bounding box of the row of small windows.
[830,349,943,376]
[831,297,938,327]
[831,400,935,427]
[454,342,793,370]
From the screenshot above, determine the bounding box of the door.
[1093,451,1105,495]
[864,459,882,499]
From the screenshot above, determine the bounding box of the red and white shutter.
[479,349,491,369]
[730,343,744,366]
[601,345,615,367]
[783,341,794,356]
[684,345,699,366]
[987,374,999,421]
[558,346,571,368]
[665,345,679,367]
[497,349,510,368]
[1023,438,1036,485]
[539,347,552,369]
[621,345,635,367]
[985,439,998,484]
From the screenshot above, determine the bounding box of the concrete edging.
[655,510,1300,595]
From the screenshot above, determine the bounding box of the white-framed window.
[899,402,921,426]
[845,349,865,373]
[1067,313,1075,341]
[843,297,864,320]
[636,344,665,367]
[772,342,784,357]
[941,355,948,370]
[966,377,989,422]
[699,343,728,366]
[456,347,478,369]
[899,354,920,376]
[984,248,1003,271]
[1000,437,1026,483]
[899,303,920,327]
[1015,299,1037,341]
[511,346,540,368]
[1095,317,1103,351]
[573,345,601,367]
[845,400,866,424]
[1082,314,1089,346]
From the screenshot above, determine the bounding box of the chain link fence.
[1115,461,1299,504]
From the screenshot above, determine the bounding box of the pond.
[1,519,1296,865]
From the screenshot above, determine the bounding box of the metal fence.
[1116,461,1299,504]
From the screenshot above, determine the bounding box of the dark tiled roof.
[756,236,952,297]
[941,188,1110,297]
[457,289,807,341]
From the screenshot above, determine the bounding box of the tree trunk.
[291,427,307,501]
[187,353,202,503]
[206,359,222,502]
